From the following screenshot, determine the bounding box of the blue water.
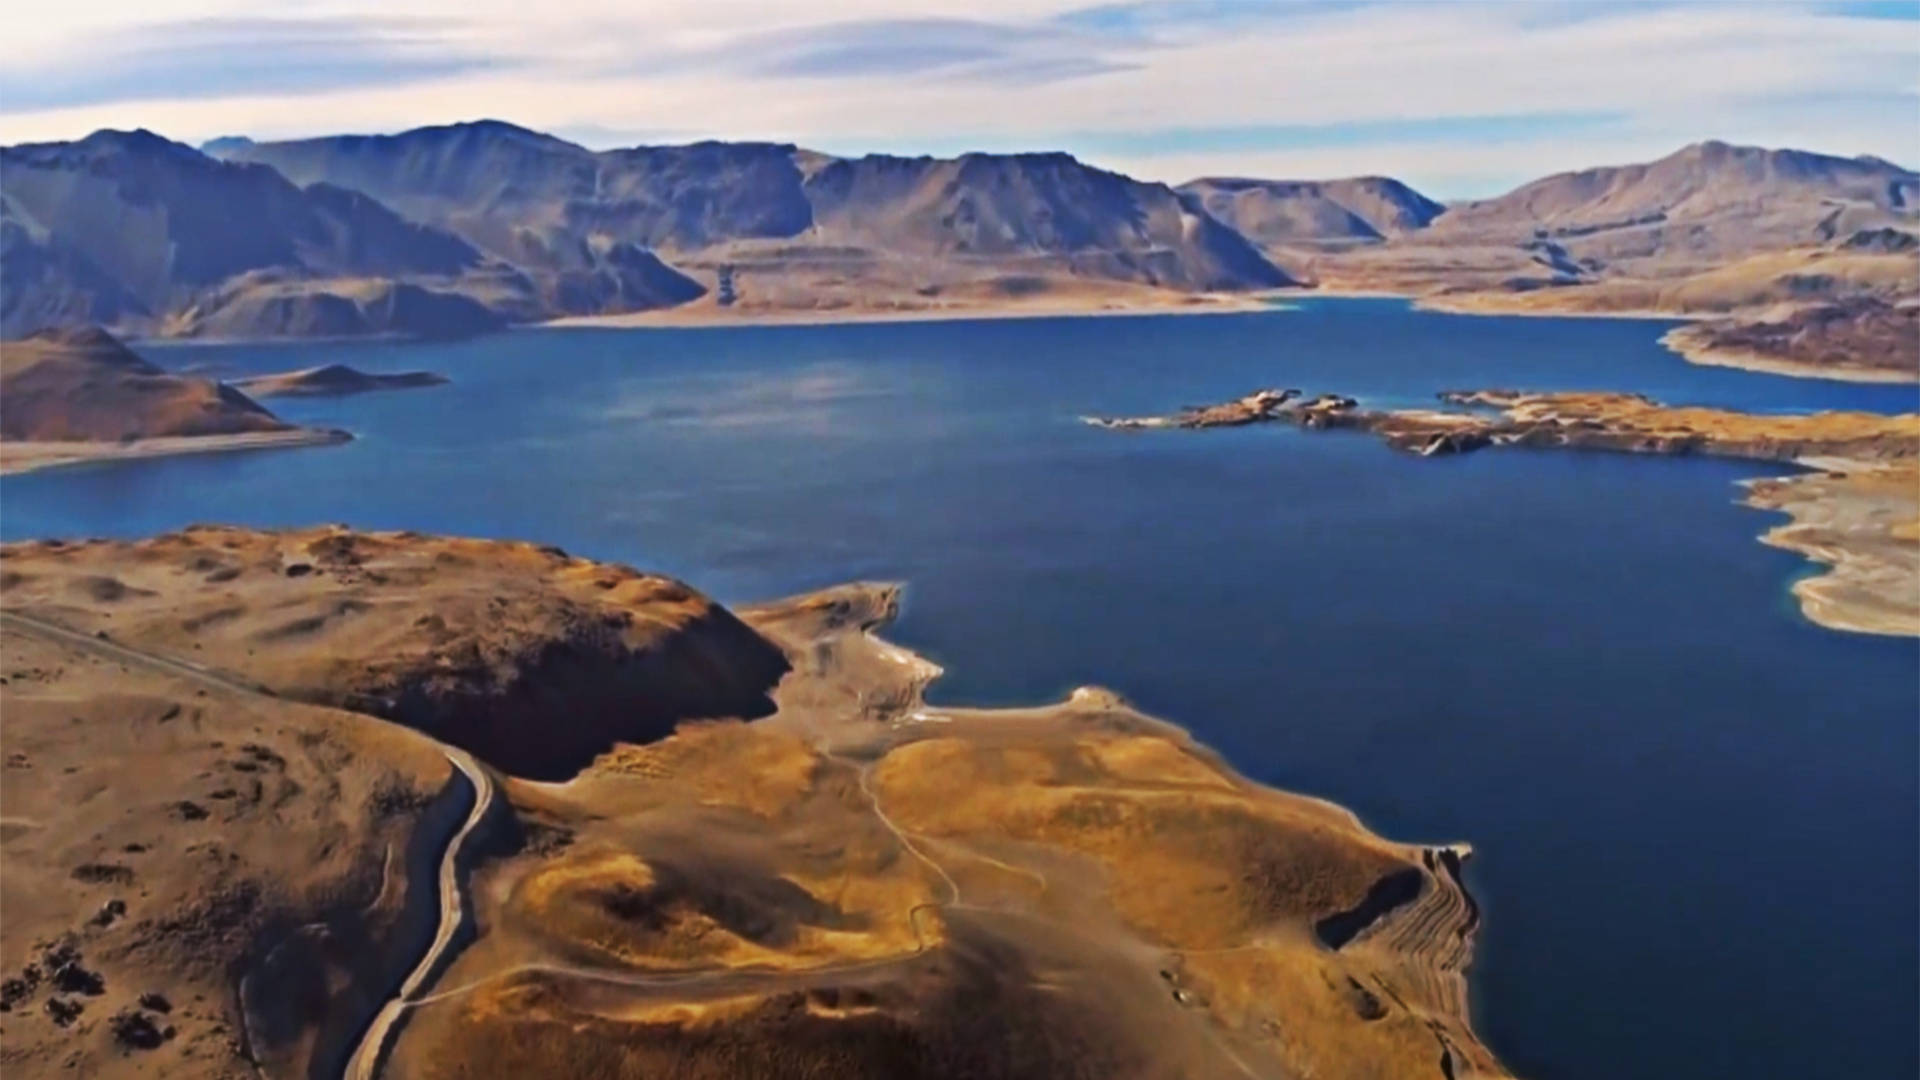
[4,299,1915,1079]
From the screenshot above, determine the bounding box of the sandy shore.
[1742,458,1920,636]
[1660,327,1920,385]
[539,292,1283,330]
[0,428,350,476]
[1412,294,1693,321]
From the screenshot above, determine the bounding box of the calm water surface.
[4,299,1915,1079]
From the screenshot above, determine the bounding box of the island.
[1088,389,1920,636]
[231,364,449,398]
[0,526,1504,1079]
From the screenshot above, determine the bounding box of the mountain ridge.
[7,124,1916,344]
[223,122,1295,297]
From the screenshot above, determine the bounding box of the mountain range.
[2,121,1914,341]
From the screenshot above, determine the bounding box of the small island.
[232,364,449,398]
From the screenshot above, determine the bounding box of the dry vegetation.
[0,326,347,474]
[3,529,1507,1078]
[0,526,790,779]
[393,578,1504,1080]
[0,618,450,1078]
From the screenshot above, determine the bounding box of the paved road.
[343,747,491,1080]
[0,609,273,698]
[0,609,496,1080]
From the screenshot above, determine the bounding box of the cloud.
[0,1,1912,198]
[0,16,507,111]
[740,18,1130,82]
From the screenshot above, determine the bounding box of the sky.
[1,0,1916,198]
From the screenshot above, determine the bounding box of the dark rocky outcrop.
[1088,385,1920,465]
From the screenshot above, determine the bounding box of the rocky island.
[232,364,449,398]
[1089,389,1920,636]
[0,526,1504,1079]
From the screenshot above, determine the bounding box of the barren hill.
[0,527,1508,1079]
[1178,175,1445,248]
[1425,140,1917,267]
[0,326,350,472]
[0,326,290,441]
[1296,141,1920,376]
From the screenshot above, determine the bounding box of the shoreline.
[537,291,1286,331]
[0,530,1508,1077]
[1739,457,1920,637]
[1411,294,1697,321]
[1085,389,1920,637]
[0,428,351,476]
[1659,326,1920,385]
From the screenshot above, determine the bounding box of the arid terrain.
[6,125,1913,368]
[0,326,347,474]
[1089,388,1920,636]
[0,526,1506,1079]
[1659,297,1919,383]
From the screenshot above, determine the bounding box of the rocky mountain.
[801,151,1289,290]
[1177,176,1446,248]
[0,130,507,339]
[222,121,1294,298]
[1293,141,1920,321]
[1423,140,1918,266]
[8,126,1914,341]
[1,128,701,339]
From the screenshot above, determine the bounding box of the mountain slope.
[225,122,1294,298]
[1178,176,1446,247]
[1424,140,1918,263]
[0,130,507,338]
[3,128,704,335]
[2,130,479,307]
[1299,141,1920,325]
[0,325,291,440]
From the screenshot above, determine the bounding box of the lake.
[4,298,1915,1079]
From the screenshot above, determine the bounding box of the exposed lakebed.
[3,299,1914,1079]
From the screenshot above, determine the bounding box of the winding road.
[343,746,491,1080]
[3,609,1257,1076]
[0,610,497,1080]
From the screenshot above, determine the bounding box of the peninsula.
[1088,389,1920,636]
[0,327,347,475]
[0,525,1505,1079]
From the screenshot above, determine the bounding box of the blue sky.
[4,1,1916,197]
